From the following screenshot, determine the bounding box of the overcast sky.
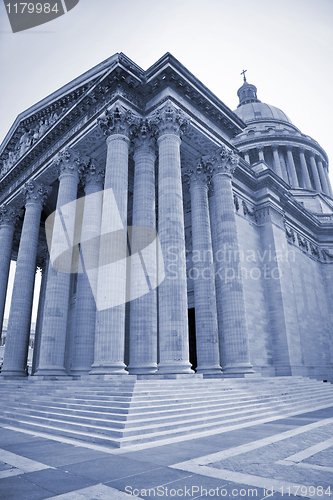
[1,0,332,321]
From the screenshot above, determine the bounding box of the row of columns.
[243,145,332,196]
[0,101,254,378]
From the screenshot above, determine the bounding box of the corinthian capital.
[202,145,239,177]
[152,101,190,138]
[131,118,158,151]
[80,158,105,188]
[21,181,52,206]
[53,147,80,177]
[98,105,138,138]
[184,159,210,188]
[0,204,22,227]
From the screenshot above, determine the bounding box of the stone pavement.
[0,407,332,500]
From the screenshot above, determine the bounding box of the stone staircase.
[0,377,332,448]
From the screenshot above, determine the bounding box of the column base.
[0,369,27,378]
[70,368,92,377]
[196,364,222,375]
[157,361,194,375]
[89,361,129,376]
[222,363,255,375]
[34,367,69,378]
[127,363,158,375]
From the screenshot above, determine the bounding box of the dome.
[233,76,293,125]
[234,101,293,125]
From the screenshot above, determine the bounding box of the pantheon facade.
[0,53,332,380]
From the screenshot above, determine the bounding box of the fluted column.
[0,206,21,334]
[32,251,48,375]
[153,101,193,374]
[90,105,133,375]
[128,120,158,374]
[321,162,333,198]
[243,151,250,164]
[272,146,283,178]
[36,148,80,377]
[71,160,104,376]
[2,182,51,377]
[299,148,312,190]
[185,163,221,374]
[286,147,299,188]
[258,147,265,162]
[317,159,331,196]
[309,153,322,192]
[207,146,254,374]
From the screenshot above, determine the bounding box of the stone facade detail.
[0,53,332,382]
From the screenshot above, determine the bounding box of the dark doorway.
[188,308,197,370]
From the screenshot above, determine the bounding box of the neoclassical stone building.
[0,53,332,380]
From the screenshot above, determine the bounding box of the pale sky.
[0,0,332,321]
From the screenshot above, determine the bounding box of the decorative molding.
[21,181,52,207]
[202,145,239,177]
[0,204,22,227]
[131,118,158,152]
[53,147,81,177]
[242,200,256,219]
[80,158,105,188]
[98,104,139,138]
[285,223,333,263]
[152,101,189,138]
[233,194,240,212]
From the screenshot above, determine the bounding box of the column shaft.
[309,155,322,192]
[36,149,79,377]
[0,218,15,332]
[299,149,312,190]
[317,160,330,196]
[188,175,221,374]
[32,259,48,375]
[128,130,157,374]
[244,151,250,164]
[207,146,254,374]
[157,132,192,373]
[272,147,283,177]
[2,184,49,377]
[286,148,299,188]
[71,166,103,376]
[258,148,265,162]
[91,117,130,375]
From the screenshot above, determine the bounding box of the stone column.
[243,151,250,164]
[258,147,265,162]
[128,120,158,374]
[2,182,51,377]
[272,146,283,178]
[71,159,104,376]
[153,101,193,374]
[324,166,333,198]
[286,147,299,188]
[0,205,21,334]
[90,105,133,375]
[317,159,331,197]
[309,153,322,192]
[299,148,312,190]
[185,162,221,374]
[35,148,80,377]
[207,146,254,374]
[32,251,48,375]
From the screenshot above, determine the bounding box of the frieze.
[242,200,256,219]
[285,223,333,263]
[233,194,240,212]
